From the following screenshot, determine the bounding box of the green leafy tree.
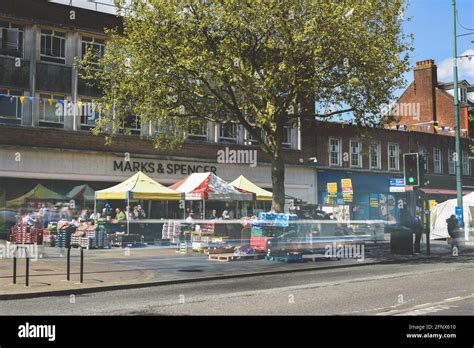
[79,0,412,212]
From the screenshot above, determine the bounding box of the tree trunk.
[271,154,285,213]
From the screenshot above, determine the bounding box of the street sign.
[455,206,463,223]
[389,178,405,193]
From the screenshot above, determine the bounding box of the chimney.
[414,59,438,122]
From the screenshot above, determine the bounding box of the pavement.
[1,237,473,299]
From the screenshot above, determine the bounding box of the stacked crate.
[56,225,75,248]
[9,222,43,244]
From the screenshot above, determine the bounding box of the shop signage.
[341,179,353,194]
[113,160,217,176]
[455,206,463,223]
[370,198,379,208]
[389,178,405,193]
[327,182,338,196]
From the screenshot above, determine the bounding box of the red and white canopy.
[170,172,255,201]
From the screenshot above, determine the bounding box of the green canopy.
[6,184,65,207]
[67,184,95,202]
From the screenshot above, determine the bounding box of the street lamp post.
[452,0,464,227]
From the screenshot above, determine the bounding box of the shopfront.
[318,170,404,222]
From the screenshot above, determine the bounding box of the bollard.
[25,255,29,287]
[80,247,84,284]
[13,255,17,284]
[67,247,71,281]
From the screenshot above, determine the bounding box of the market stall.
[6,184,65,207]
[169,172,255,249]
[230,175,272,215]
[67,184,95,208]
[95,171,183,235]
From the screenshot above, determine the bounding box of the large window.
[40,29,66,64]
[39,94,65,125]
[370,142,381,169]
[219,123,237,143]
[0,89,23,121]
[350,139,362,168]
[81,36,105,63]
[188,118,208,140]
[329,137,341,166]
[0,22,24,58]
[433,148,443,174]
[462,151,471,176]
[388,143,399,170]
[448,150,456,175]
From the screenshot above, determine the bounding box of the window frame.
[388,143,400,171]
[448,149,456,175]
[329,137,342,167]
[0,89,23,122]
[462,151,470,176]
[218,123,238,144]
[40,29,67,64]
[39,93,66,125]
[350,139,362,168]
[369,142,381,170]
[0,22,24,58]
[187,118,208,141]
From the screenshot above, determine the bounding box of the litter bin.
[389,225,413,255]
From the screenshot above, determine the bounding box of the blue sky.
[403,0,474,85]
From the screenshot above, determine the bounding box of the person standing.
[412,215,423,254]
[446,215,459,251]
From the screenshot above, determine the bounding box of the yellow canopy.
[7,184,64,207]
[230,175,273,201]
[95,171,183,200]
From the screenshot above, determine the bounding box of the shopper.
[412,215,423,254]
[446,215,458,251]
[221,210,230,220]
[209,209,218,220]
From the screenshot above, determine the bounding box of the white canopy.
[430,192,474,241]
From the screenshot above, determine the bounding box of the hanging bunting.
[396,125,400,130]
[29,97,34,103]
[19,96,25,104]
[48,99,54,106]
[58,100,64,105]
[441,126,445,131]
[433,126,439,133]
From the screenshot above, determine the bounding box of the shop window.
[219,123,237,144]
[40,29,66,64]
[119,113,141,135]
[187,118,208,141]
[433,148,443,174]
[388,143,399,170]
[370,142,381,169]
[350,139,361,168]
[0,22,24,58]
[39,94,65,126]
[448,150,456,175]
[462,151,471,176]
[329,137,341,166]
[0,89,23,123]
[244,128,261,145]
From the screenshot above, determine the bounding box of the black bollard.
[25,255,29,287]
[67,247,71,281]
[80,247,84,284]
[13,255,17,284]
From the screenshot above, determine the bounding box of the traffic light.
[403,153,420,186]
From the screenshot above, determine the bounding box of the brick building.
[0,1,473,237]
[389,59,474,138]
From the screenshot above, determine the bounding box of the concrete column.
[24,25,37,127]
[65,32,80,130]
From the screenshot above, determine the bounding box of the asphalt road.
[0,258,472,315]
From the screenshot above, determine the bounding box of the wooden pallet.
[264,255,306,263]
[208,253,264,262]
